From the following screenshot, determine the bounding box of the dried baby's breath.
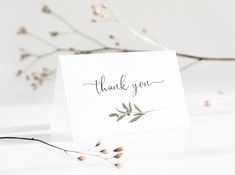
[204,100,211,107]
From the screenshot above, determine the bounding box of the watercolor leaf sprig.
[109,102,154,123]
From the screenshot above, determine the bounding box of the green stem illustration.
[109,102,164,123]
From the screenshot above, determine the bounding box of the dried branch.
[0,137,123,168]
[16,4,235,89]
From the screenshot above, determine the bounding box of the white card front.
[52,51,189,140]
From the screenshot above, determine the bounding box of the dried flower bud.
[78,156,86,161]
[204,100,211,107]
[16,70,22,76]
[68,47,76,52]
[20,53,31,60]
[101,3,108,9]
[31,83,37,90]
[142,28,148,33]
[95,140,102,147]
[113,147,123,152]
[109,34,114,39]
[113,153,123,159]
[100,149,108,154]
[42,5,52,14]
[42,67,49,72]
[115,42,121,46]
[92,8,101,16]
[17,27,27,35]
[91,18,97,23]
[50,31,59,37]
[114,163,122,169]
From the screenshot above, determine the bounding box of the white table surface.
[1,112,235,175]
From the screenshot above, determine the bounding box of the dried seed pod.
[113,147,123,152]
[95,140,102,147]
[16,70,22,76]
[91,18,97,23]
[108,34,114,39]
[42,5,52,14]
[114,163,122,169]
[113,153,123,159]
[17,27,27,35]
[50,31,59,37]
[142,28,148,33]
[204,100,211,107]
[100,149,108,154]
[78,156,86,161]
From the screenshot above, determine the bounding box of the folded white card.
[52,51,189,140]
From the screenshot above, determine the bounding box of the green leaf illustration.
[134,112,144,116]
[134,104,142,112]
[122,103,128,110]
[129,116,141,123]
[115,108,126,114]
[117,114,126,121]
[128,102,132,112]
[109,113,117,117]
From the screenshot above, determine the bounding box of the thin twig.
[0,137,123,168]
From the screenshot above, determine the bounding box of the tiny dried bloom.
[114,163,122,169]
[95,140,102,147]
[42,5,52,14]
[115,42,121,46]
[50,31,59,37]
[142,28,148,33]
[78,156,86,161]
[204,100,211,107]
[101,3,108,9]
[68,47,76,52]
[16,70,22,76]
[100,149,108,154]
[108,34,114,39]
[113,153,123,159]
[92,8,101,16]
[113,147,123,152]
[17,27,27,35]
[20,53,31,60]
[91,18,97,23]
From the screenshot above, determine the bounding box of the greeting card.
[52,51,189,139]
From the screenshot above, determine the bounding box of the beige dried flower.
[78,156,86,161]
[20,53,31,60]
[42,5,52,14]
[113,153,123,159]
[50,31,59,37]
[91,18,97,23]
[100,149,108,154]
[93,8,101,16]
[204,100,211,107]
[101,3,109,9]
[114,163,122,169]
[95,140,102,147]
[142,28,148,33]
[113,147,123,152]
[109,34,114,39]
[17,27,27,35]
[16,70,22,76]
